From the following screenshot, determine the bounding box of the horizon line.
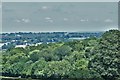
[2,28,119,33]
[1,28,119,33]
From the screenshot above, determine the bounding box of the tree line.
[1,30,120,80]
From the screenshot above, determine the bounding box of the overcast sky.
[2,0,120,2]
[2,2,118,32]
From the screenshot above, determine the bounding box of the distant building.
[15,45,26,48]
[0,43,5,48]
[69,37,86,40]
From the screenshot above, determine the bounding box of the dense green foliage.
[1,30,120,80]
[88,30,120,80]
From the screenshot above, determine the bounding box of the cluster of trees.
[1,32,103,50]
[1,30,120,80]
[2,32,102,43]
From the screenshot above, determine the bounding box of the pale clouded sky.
[2,2,118,32]
[2,0,119,2]
[0,2,2,33]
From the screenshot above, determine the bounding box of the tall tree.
[89,30,120,80]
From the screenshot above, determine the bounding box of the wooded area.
[1,30,120,80]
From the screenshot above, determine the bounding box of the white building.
[15,45,27,48]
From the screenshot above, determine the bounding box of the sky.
[2,2,118,32]
[0,1,2,33]
[2,0,120,2]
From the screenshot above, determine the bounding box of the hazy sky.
[2,2,118,32]
[2,0,120,2]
